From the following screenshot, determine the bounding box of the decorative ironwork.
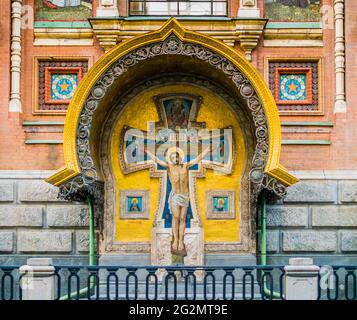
[3,264,357,300]
[53,264,286,300]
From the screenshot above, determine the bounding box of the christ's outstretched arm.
[145,148,168,168]
[187,143,220,168]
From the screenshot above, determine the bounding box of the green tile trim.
[25,140,64,145]
[282,140,331,145]
[266,21,322,29]
[281,122,334,127]
[34,21,91,29]
[23,121,65,126]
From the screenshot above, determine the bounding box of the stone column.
[97,0,119,17]
[20,258,55,300]
[237,0,260,18]
[334,0,347,113]
[284,258,320,300]
[9,0,22,113]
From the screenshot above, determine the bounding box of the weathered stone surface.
[0,206,43,227]
[341,231,357,252]
[18,231,72,253]
[18,181,62,202]
[341,181,357,203]
[282,231,337,252]
[0,232,13,252]
[267,206,308,227]
[312,206,357,227]
[0,181,14,202]
[76,231,98,253]
[76,231,90,253]
[47,206,89,227]
[27,258,53,266]
[267,231,279,253]
[257,231,279,252]
[284,181,337,203]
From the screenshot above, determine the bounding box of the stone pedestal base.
[151,226,204,277]
[20,258,55,300]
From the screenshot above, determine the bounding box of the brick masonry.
[266,178,357,261]
[0,174,98,257]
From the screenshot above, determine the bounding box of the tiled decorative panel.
[37,60,88,113]
[269,61,319,112]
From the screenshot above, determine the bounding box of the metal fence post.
[20,258,55,300]
[284,258,320,300]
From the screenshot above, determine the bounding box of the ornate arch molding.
[46,18,298,202]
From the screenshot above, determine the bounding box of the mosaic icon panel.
[269,61,319,111]
[37,60,88,113]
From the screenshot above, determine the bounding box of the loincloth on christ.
[168,191,190,213]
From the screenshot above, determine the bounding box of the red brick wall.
[1,0,356,173]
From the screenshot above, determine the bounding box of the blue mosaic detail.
[212,196,229,213]
[51,74,78,101]
[279,74,307,101]
[127,197,143,213]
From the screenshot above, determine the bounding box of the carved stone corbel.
[89,19,267,57]
[234,19,267,61]
[89,18,123,52]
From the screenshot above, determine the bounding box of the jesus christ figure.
[145,145,213,256]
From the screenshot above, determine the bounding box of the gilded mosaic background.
[36,0,92,21]
[265,0,321,21]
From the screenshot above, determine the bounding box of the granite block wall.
[0,172,97,266]
[265,178,357,265]
[1,171,357,266]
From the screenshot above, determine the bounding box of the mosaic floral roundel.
[279,74,307,101]
[51,74,78,101]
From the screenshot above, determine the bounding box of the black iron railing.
[129,0,228,17]
[54,265,285,300]
[0,266,21,301]
[1,264,357,300]
[318,266,357,301]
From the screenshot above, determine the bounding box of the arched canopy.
[46,18,298,199]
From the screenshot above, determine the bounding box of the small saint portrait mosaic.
[127,197,143,213]
[206,190,235,220]
[212,196,229,213]
[120,190,150,219]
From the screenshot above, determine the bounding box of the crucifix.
[120,94,233,258]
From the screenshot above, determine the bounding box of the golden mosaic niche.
[55,19,297,187]
[109,83,246,244]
